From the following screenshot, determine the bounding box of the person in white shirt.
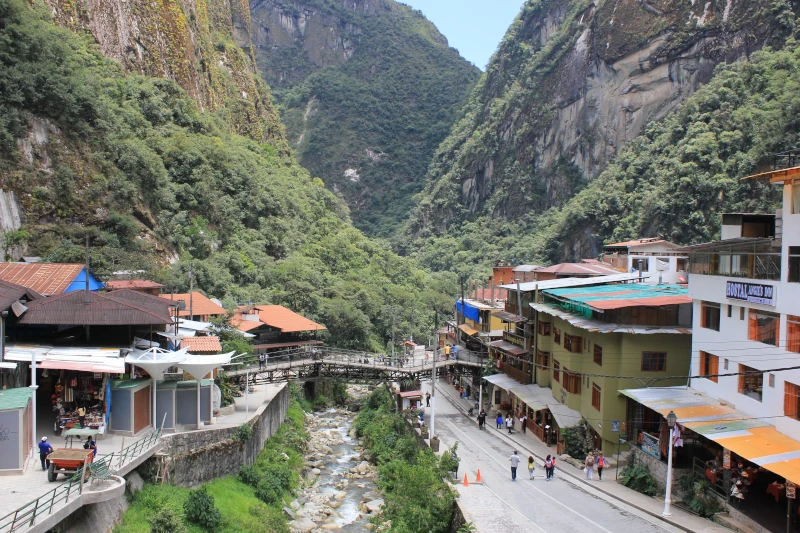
[509,450,520,481]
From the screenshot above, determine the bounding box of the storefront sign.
[611,421,620,433]
[723,449,731,469]
[640,431,660,459]
[726,281,775,306]
[621,421,627,434]
[788,482,796,499]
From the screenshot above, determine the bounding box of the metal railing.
[689,252,782,280]
[0,428,161,533]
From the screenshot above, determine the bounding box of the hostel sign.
[726,281,775,306]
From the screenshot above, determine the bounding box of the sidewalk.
[429,379,733,533]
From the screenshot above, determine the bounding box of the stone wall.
[630,447,690,494]
[162,383,290,486]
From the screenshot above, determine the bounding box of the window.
[564,334,583,353]
[739,364,763,402]
[789,315,800,354]
[791,247,800,283]
[769,374,775,388]
[593,344,603,366]
[553,360,560,383]
[536,350,550,370]
[749,310,780,346]
[563,368,581,395]
[538,321,551,336]
[727,305,732,318]
[701,301,721,331]
[554,328,561,345]
[793,180,800,214]
[786,381,800,420]
[740,307,745,320]
[495,390,501,405]
[699,351,719,383]
[724,358,729,370]
[592,383,601,410]
[642,352,667,371]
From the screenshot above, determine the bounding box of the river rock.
[291,500,301,511]
[289,517,317,532]
[365,499,384,514]
[334,491,347,500]
[283,507,296,520]
[312,468,322,475]
[362,491,381,502]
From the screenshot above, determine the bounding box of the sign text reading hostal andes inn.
[725,281,775,306]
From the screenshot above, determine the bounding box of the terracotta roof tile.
[0,263,85,295]
[160,292,225,317]
[181,336,221,354]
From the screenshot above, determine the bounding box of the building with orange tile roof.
[160,292,226,321]
[180,336,222,355]
[105,280,164,295]
[232,304,325,353]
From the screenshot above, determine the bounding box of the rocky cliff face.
[44,0,286,145]
[249,0,480,236]
[408,0,795,236]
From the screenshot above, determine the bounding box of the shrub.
[561,422,590,458]
[238,465,260,487]
[619,457,659,497]
[234,424,254,442]
[149,506,186,533]
[183,487,222,530]
[255,479,281,504]
[679,472,726,518]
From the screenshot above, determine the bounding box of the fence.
[0,428,161,533]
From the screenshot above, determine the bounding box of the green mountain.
[0,0,453,350]
[403,0,796,273]
[249,0,481,237]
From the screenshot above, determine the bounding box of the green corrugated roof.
[545,283,687,301]
[177,379,213,389]
[0,387,33,410]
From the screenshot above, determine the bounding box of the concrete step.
[714,512,758,533]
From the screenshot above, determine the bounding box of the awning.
[619,386,800,485]
[38,358,125,373]
[508,384,552,410]
[397,390,424,398]
[479,330,505,338]
[482,373,521,390]
[5,344,126,373]
[489,340,527,357]
[458,324,479,336]
[548,402,582,429]
[531,302,691,335]
[491,311,526,323]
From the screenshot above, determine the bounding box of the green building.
[531,283,692,453]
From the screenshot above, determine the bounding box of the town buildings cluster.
[446,168,800,529]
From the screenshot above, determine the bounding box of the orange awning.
[458,324,479,336]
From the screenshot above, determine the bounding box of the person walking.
[528,456,536,480]
[509,450,520,481]
[425,392,430,407]
[477,410,486,430]
[38,437,53,471]
[506,415,514,434]
[544,455,553,481]
[258,352,266,371]
[496,413,503,429]
[584,452,595,480]
[596,452,605,481]
[551,455,557,478]
[520,413,527,434]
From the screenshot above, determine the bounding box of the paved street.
[424,380,727,533]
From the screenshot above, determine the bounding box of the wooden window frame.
[788,315,800,354]
[699,351,719,383]
[536,350,550,370]
[591,383,601,411]
[563,368,581,395]
[739,364,763,402]
[786,381,800,420]
[593,344,603,366]
[701,301,721,331]
[538,321,552,336]
[553,327,561,345]
[564,333,583,354]
[748,309,780,346]
[641,352,667,372]
[553,360,560,383]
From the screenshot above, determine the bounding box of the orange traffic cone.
[463,473,469,486]
[475,469,483,483]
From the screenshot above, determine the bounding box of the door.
[134,385,151,434]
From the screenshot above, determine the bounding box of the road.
[426,381,685,533]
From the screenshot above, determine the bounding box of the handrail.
[0,427,162,532]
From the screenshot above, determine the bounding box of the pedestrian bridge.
[226,346,485,385]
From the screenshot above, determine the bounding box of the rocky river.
[287,390,387,533]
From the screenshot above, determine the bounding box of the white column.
[30,351,37,467]
[663,426,675,516]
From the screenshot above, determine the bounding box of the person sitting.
[731,480,745,505]
[84,435,97,458]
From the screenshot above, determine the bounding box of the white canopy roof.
[125,347,188,377]
[499,273,647,292]
[179,351,234,380]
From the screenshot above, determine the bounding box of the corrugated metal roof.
[512,265,542,272]
[489,340,527,356]
[535,262,621,275]
[543,283,691,311]
[0,387,33,411]
[0,278,42,311]
[531,302,691,334]
[604,238,678,249]
[482,373,523,390]
[500,273,646,291]
[18,290,172,325]
[491,310,526,323]
[105,280,164,290]
[0,263,85,295]
[458,324,479,336]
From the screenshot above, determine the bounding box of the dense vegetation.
[403,39,800,275]
[253,0,480,236]
[115,386,308,533]
[0,0,454,351]
[353,386,456,532]
[400,0,796,274]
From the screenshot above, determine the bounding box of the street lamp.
[662,410,677,517]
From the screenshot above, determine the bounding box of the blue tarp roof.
[64,269,104,293]
[456,300,481,323]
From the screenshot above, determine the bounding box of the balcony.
[499,360,532,384]
[689,251,781,281]
[503,330,530,350]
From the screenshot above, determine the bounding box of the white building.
[601,238,688,284]
[684,167,800,441]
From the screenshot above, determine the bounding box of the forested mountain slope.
[405,0,796,248]
[0,0,453,350]
[250,0,480,236]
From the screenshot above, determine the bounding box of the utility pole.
[84,235,91,342]
[430,310,437,439]
[391,307,396,358]
[188,263,193,320]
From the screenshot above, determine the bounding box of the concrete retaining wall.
[161,383,290,486]
[630,447,689,493]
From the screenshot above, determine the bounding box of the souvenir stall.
[109,380,151,436]
[0,388,33,474]
[51,372,111,435]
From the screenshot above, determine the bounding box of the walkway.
[427,380,732,533]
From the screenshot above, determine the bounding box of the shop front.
[0,388,33,474]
